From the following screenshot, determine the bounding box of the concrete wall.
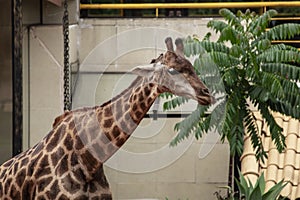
[0,0,12,164]
[23,0,77,25]
[23,24,79,146]
[24,17,229,199]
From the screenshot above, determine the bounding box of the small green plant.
[215,172,288,200]
[236,171,288,200]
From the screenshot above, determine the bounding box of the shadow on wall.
[0,101,12,164]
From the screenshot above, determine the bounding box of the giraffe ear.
[131,64,156,77]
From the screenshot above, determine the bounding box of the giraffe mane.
[51,76,144,129]
[52,111,71,128]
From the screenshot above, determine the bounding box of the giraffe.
[0,37,214,200]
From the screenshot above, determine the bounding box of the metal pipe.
[272,40,300,43]
[80,2,300,10]
[272,17,300,20]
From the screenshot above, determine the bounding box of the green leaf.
[184,41,193,57]
[198,41,230,54]
[263,23,300,41]
[256,39,271,51]
[267,97,300,120]
[207,20,228,33]
[257,49,300,64]
[220,93,246,157]
[230,44,244,57]
[262,180,287,200]
[261,62,300,81]
[249,184,262,200]
[258,103,286,152]
[244,106,267,162]
[236,170,250,198]
[219,8,242,31]
[249,9,278,36]
[218,26,238,44]
[163,96,189,111]
[159,92,174,99]
[170,105,209,146]
[223,69,237,87]
[208,51,240,69]
[236,172,287,200]
[256,172,266,195]
[258,71,284,99]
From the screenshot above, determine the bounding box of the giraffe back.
[0,107,112,200]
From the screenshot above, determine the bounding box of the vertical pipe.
[228,155,234,192]
[120,0,124,17]
[12,0,23,156]
[40,0,43,24]
[27,26,31,148]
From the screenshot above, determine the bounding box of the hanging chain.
[63,0,71,111]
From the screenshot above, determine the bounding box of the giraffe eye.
[167,68,179,75]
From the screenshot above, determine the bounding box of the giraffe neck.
[75,76,162,177]
[102,76,161,142]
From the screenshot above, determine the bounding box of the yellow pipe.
[272,40,300,43]
[80,2,300,10]
[271,17,300,21]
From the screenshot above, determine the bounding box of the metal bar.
[12,0,23,156]
[145,113,191,118]
[80,2,300,10]
[272,40,300,43]
[272,17,300,20]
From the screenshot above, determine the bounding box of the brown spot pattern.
[75,195,89,200]
[103,119,113,128]
[56,155,69,176]
[37,177,52,192]
[15,169,26,188]
[46,124,66,152]
[112,126,120,138]
[62,173,81,193]
[46,180,59,199]
[81,150,99,172]
[104,107,112,117]
[51,147,65,166]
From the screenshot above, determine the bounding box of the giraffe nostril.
[202,88,210,95]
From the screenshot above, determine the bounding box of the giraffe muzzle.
[196,89,215,105]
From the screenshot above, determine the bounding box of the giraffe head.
[132,37,214,106]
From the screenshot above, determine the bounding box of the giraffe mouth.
[196,95,215,106]
[180,92,214,106]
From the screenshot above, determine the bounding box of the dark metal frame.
[12,0,23,156]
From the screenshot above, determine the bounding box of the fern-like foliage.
[163,8,300,162]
